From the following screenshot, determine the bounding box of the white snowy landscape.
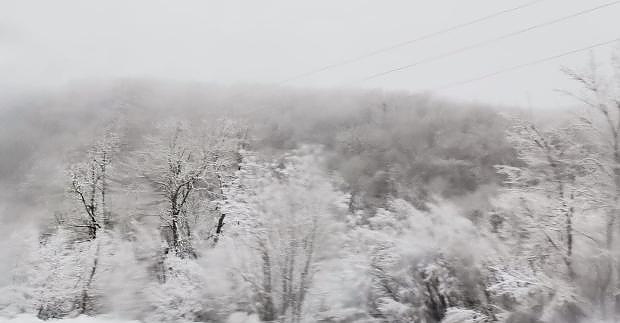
[2,1,620,322]
[2,315,142,323]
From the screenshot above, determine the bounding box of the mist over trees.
[2,56,620,323]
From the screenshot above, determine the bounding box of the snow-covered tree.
[343,199,494,323]
[494,119,592,279]
[67,130,119,240]
[223,146,349,323]
[0,228,84,319]
[133,119,242,258]
[489,117,608,322]
[562,59,620,319]
[64,130,120,315]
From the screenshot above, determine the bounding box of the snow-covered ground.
[0,312,260,323]
[0,315,140,323]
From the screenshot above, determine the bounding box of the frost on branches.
[222,145,349,323]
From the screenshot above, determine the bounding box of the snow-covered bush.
[441,307,487,323]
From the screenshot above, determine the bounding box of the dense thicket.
[1,56,619,323]
[0,82,516,220]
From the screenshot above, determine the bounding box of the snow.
[0,314,140,323]
[0,313,261,323]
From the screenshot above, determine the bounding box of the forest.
[1,57,620,323]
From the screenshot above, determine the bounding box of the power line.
[277,0,546,84]
[432,38,620,91]
[360,0,620,83]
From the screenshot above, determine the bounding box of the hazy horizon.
[2,0,619,109]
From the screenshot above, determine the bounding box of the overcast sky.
[1,0,619,108]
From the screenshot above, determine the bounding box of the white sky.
[1,0,619,108]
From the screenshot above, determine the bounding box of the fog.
[2,1,620,323]
[2,0,619,107]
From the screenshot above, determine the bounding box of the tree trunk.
[259,243,276,322]
[171,213,180,252]
[80,241,100,315]
[213,213,226,245]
